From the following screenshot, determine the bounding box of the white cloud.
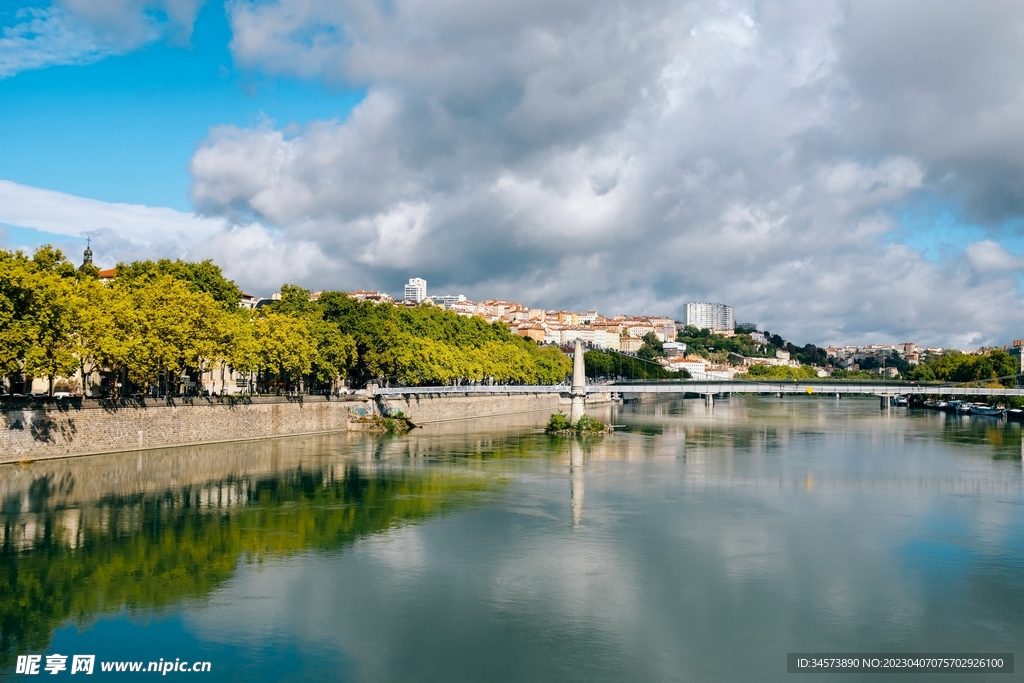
[180,0,1024,346]
[0,0,203,78]
[0,179,331,296]
[964,240,1024,274]
[0,179,222,244]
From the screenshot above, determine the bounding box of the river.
[2,396,1023,681]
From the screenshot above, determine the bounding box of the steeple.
[79,238,94,271]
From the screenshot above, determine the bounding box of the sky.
[2,0,1024,348]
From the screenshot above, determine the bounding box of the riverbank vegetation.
[744,364,820,380]
[0,247,571,396]
[906,349,1018,385]
[545,412,608,434]
[350,411,415,433]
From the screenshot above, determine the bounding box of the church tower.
[78,238,94,271]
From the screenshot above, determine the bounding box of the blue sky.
[0,0,362,210]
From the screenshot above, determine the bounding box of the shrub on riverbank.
[351,411,414,433]
[545,412,609,434]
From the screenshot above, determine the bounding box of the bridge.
[371,381,1024,398]
[371,338,1024,407]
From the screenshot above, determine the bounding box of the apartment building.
[404,278,427,303]
[683,302,734,333]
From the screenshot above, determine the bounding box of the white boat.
[970,404,1004,417]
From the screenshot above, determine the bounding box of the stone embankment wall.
[1,396,359,463]
[1,392,568,462]
[380,392,562,424]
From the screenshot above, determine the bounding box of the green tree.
[745,363,818,379]
[637,332,664,360]
[252,311,316,391]
[69,276,110,396]
[1,247,82,394]
[265,286,357,390]
[115,258,242,310]
[95,275,232,394]
[310,320,357,389]
[908,349,1019,386]
[0,249,37,380]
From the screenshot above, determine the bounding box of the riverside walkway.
[371,381,1024,398]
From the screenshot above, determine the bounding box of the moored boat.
[970,404,1004,417]
[1007,409,1024,421]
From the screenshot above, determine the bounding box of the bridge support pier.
[880,395,890,410]
[835,393,841,399]
[705,393,714,409]
[570,339,586,423]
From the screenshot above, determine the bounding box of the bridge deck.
[372,382,1024,397]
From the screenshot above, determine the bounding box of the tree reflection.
[0,465,493,667]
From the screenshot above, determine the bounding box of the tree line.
[0,247,571,396]
[906,349,1019,385]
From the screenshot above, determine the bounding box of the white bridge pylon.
[570,339,586,422]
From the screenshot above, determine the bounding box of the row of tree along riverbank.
[0,247,571,397]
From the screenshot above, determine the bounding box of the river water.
[3,397,1024,682]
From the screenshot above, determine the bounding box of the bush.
[575,414,606,433]
[545,413,571,432]
[544,412,607,434]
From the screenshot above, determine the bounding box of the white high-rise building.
[683,302,734,332]
[404,277,427,303]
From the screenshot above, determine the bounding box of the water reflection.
[0,435,498,668]
[3,398,1024,682]
[570,440,584,528]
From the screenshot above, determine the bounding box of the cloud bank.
[179,0,1024,346]
[7,0,1024,347]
